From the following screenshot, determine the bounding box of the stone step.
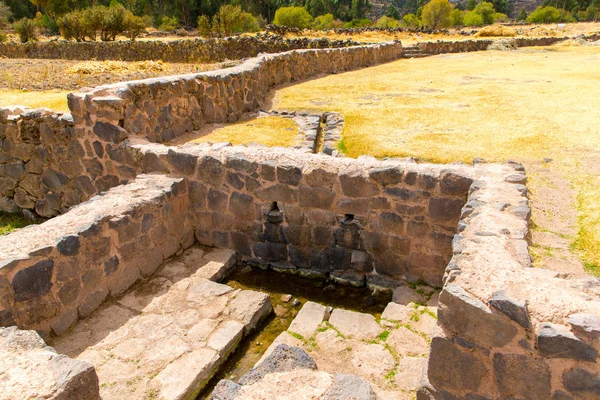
[50,246,272,400]
[261,301,439,399]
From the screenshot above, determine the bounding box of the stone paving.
[50,246,272,400]
[261,295,438,400]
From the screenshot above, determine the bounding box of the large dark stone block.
[253,242,287,262]
[322,246,351,271]
[368,166,403,186]
[197,155,224,186]
[229,192,254,220]
[440,171,473,195]
[379,212,404,235]
[277,162,302,186]
[93,121,127,143]
[562,368,600,397]
[492,353,550,400]
[167,150,197,176]
[12,260,54,302]
[339,168,379,198]
[488,290,530,328]
[537,323,598,362]
[428,336,487,392]
[208,188,228,211]
[428,197,465,221]
[299,186,335,209]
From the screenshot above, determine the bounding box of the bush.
[312,13,335,30]
[527,6,561,23]
[375,16,399,28]
[58,10,88,41]
[273,7,313,29]
[422,0,454,29]
[14,18,37,43]
[403,13,422,28]
[158,16,179,31]
[517,7,528,21]
[493,12,509,22]
[451,8,464,26]
[464,10,484,26]
[197,6,260,38]
[197,15,211,37]
[343,18,372,28]
[474,2,496,24]
[99,5,127,41]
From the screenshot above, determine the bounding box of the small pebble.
[291,299,301,307]
[280,294,292,303]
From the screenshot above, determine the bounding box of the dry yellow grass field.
[183,115,299,147]
[0,90,70,111]
[270,46,600,275]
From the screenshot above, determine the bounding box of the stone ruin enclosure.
[1,39,599,399]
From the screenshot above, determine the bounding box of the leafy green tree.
[307,0,332,18]
[158,15,179,30]
[403,13,421,27]
[384,3,400,18]
[124,10,145,40]
[375,15,399,26]
[421,0,453,28]
[273,6,313,28]
[463,9,483,24]
[197,14,211,36]
[517,7,527,20]
[466,0,476,10]
[451,8,463,25]
[312,13,335,29]
[473,1,495,24]
[343,17,372,27]
[527,5,561,22]
[351,0,370,19]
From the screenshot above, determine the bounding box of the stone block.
[488,290,530,328]
[197,155,224,186]
[368,165,403,186]
[562,367,600,397]
[537,323,598,362]
[167,149,197,175]
[428,197,464,221]
[253,242,287,262]
[229,192,254,220]
[427,336,487,392]
[438,284,517,348]
[339,168,379,198]
[568,313,600,338]
[277,162,302,186]
[239,344,317,386]
[440,171,472,195]
[11,260,54,303]
[493,353,550,400]
[56,235,81,256]
[323,373,378,400]
[329,309,382,340]
[299,186,335,209]
[289,301,328,338]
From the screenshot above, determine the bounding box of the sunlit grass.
[187,116,299,147]
[273,46,600,274]
[0,212,32,235]
[0,90,70,112]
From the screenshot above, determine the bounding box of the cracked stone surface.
[50,246,272,400]
[262,301,437,400]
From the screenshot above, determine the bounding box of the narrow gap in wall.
[313,114,327,154]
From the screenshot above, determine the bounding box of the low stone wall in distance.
[419,161,600,399]
[0,35,362,63]
[0,175,193,335]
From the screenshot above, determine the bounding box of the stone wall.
[0,42,403,217]
[0,175,194,335]
[418,161,600,399]
[130,143,474,290]
[0,35,362,63]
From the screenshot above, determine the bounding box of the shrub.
[464,10,484,26]
[385,4,401,19]
[343,18,372,28]
[197,14,211,37]
[312,13,335,30]
[403,13,422,28]
[451,8,464,26]
[474,1,496,24]
[14,18,37,43]
[58,10,88,41]
[517,7,528,21]
[273,7,313,29]
[493,12,509,22]
[99,5,127,41]
[375,16,399,28]
[422,0,454,29]
[124,11,146,41]
[527,6,561,23]
[158,15,179,31]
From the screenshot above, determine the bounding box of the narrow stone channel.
[198,264,392,399]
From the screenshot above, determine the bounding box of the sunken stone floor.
[49,246,271,400]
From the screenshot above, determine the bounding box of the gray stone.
[488,290,530,328]
[428,197,464,221]
[440,171,472,195]
[537,323,598,362]
[197,155,224,186]
[339,168,379,198]
[229,192,254,220]
[392,282,424,305]
[42,168,68,190]
[167,149,197,175]
[368,166,403,186]
[493,353,551,400]
[277,162,302,186]
[438,284,517,348]
[253,242,287,262]
[210,380,240,400]
[568,313,600,338]
[12,260,54,302]
[323,373,378,400]
[93,121,126,143]
[562,368,600,397]
[427,336,487,392]
[288,301,327,337]
[56,235,81,256]
[239,344,317,386]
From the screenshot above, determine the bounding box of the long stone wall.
[0,42,403,217]
[0,35,362,63]
[418,161,600,399]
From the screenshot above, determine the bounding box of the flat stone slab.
[0,327,101,400]
[260,302,439,399]
[51,247,271,400]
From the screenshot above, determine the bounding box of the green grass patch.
[0,212,34,235]
[377,330,390,341]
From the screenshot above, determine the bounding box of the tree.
[517,7,527,20]
[474,1,495,24]
[463,9,483,25]
[273,6,313,28]
[527,5,561,22]
[421,0,453,29]
[403,13,421,27]
[375,15,399,26]
[451,8,464,25]
[197,14,211,36]
[384,3,401,19]
[124,10,146,40]
[466,0,476,10]
[312,13,335,29]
